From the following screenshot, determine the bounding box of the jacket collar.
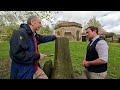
[20,24,34,35]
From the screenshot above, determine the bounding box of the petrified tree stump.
[43,60,53,79]
[51,37,73,79]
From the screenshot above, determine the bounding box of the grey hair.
[27,16,39,25]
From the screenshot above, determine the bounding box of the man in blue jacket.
[9,16,56,79]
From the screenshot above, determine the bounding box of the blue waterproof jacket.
[9,24,56,79]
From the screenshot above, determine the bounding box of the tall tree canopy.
[0,11,59,26]
[83,17,103,30]
[0,11,59,41]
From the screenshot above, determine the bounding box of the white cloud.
[55,11,112,24]
[104,24,120,34]
[51,11,120,34]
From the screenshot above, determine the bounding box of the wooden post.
[51,37,73,79]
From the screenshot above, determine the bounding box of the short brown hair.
[85,26,98,34]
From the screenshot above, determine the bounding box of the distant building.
[54,22,82,41]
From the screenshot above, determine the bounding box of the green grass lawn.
[0,41,120,79]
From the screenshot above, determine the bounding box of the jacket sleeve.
[36,34,57,45]
[10,30,40,64]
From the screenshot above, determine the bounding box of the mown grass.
[0,41,120,79]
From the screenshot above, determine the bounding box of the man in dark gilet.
[81,26,109,79]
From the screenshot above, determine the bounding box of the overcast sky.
[49,11,120,34]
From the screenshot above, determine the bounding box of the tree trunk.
[51,37,73,79]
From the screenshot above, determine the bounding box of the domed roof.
[54,22,82,29]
